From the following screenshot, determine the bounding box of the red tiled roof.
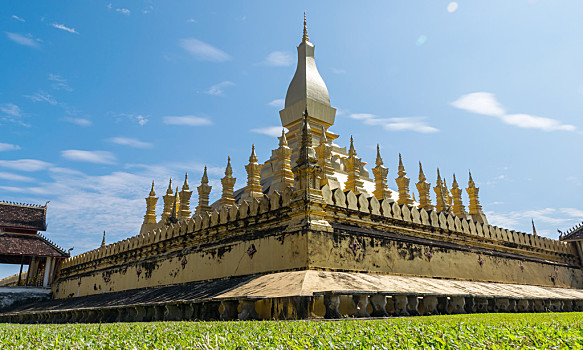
[0,202,46,231]
[0,233,67,258]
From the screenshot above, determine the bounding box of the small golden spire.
[418,162,426,182]
[416,162,433,211]
[395,154,413,206]
[169,187,179,222]
[178,173,192,220]
[375,144,383,167]
[219,156,237,207]
[279,129,288,147]
[244,144,263,199]
[466,171,488,224]
[182,173,189,191]
[143,180,159,227]
[101,231,106,248]
[249,144,258,163]
[372,145,391,200]
[271,128,294,194]
[450,173,466,218]
[303,12,309,42]
[201,166,209,183]
[348,136,356,156]
[532,219,537,236]
[319,126,328,144]
[196,166,212,214]
[434,168,448,212]
[398,153,405,175]
[162,178,175,221]
[344,135,366,194]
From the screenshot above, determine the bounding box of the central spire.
[280,14,337,153]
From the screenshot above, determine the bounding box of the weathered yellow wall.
[307,229,583,289]
[53,188,582,299]
[54,231,308,299]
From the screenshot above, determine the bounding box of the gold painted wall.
[52,188,582,299]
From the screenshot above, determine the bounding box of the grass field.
[0,313,582,349]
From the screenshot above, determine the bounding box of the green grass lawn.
[0,313,582,349]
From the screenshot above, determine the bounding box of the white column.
[48,258,57,285]
[43,257,52,287]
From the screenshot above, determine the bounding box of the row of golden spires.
[142,110,487,226]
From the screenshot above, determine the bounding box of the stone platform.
[2,270,583,323]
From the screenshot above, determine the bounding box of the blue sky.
[1,1,582,277]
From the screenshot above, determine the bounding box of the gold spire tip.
[303,12,309,42]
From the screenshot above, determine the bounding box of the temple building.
[0,202,68,288]
[1,17,583,323]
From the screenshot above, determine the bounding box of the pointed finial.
[201,166,209,183]
[452,173,459,188]
[375,144,383,166]
[182,173,189,191]
[468,170,475,187]
[279,129,288,147]
[398,153,404,172]
[249,144,258,163]
[349,136,356,156]
[419,162,426,182]
[532,219,538,236]
[149,180,156,196]
[436,168,442,185]
[319,126,328,144]
[303,12,309,42]
[166,178,173,194]
[101,231,106,248]
[225,156,233,176]
[170,187,179,220]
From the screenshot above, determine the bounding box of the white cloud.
[187,18,197,23]
[451,92,577,132]
[24,91,57,105]
[116,8,131,15]
[108,137,153,149]
[61,150,116,164]
[11,15,25,22]
[0,103,21,117]
[331,68,346,74]
[268,99,284,108]
[51,23,78,34]
[0,172,34,182]
[163,115,212,126]
[63,117,92,127]
[48,73,73,91]
[179,38,231,62]
[204,81,235,96]
[251,126,286,137]
[6,32,39,48]
[447,2,459,13]
[0,159,51,171]
[349,113,439,133]
[0,159,226,254]
[0,143,20,151]
[501,114,576,131]
[112,113,148,126]
[451,92,505,117]
[262,51,293,66]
